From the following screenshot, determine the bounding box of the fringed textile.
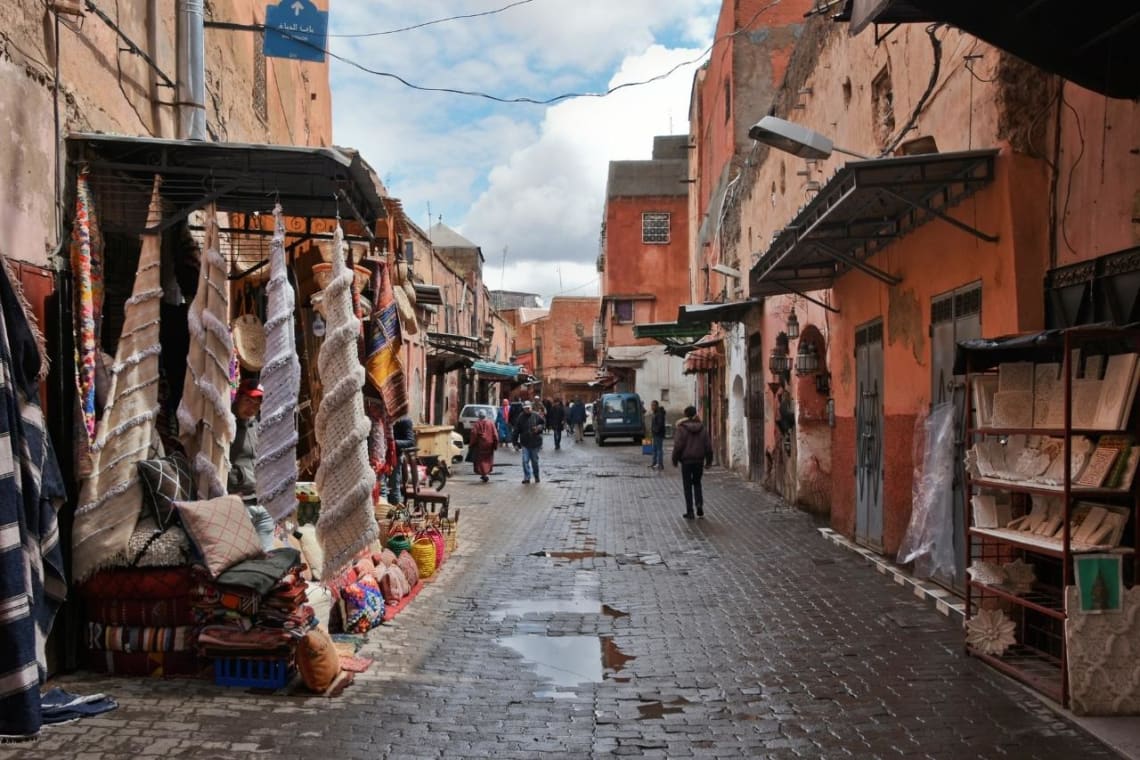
[364,261,408,419]
[314,225,378,579]
[70,170,104,447]
[255,205,300,522]
[176,205,235,499]
[73,176,164,582]
[0,251,67,740]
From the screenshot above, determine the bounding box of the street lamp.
[748,116,870,160]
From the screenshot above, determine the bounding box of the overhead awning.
[750,149,998,300]
[834,0,1140,100]
[472,360,524,380]
[684,346,723,375]
[633,321,710,354]
[587,375,618,388]
[603,345,658,369]
[677,299,759,325]
[67,133,386,238]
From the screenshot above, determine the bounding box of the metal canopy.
[427,331,483,365]
[835,0,1140,100]
[677,299,759,325]
[750,149,998,299]
[471,360,524,379]
[67,133,387,237]
[632,321,709,354]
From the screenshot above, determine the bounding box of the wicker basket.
[410,536,437,579]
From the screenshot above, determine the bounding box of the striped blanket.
[0,253,67,739]
[86,623,196,653]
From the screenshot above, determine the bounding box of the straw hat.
[392,285,418,336]
[232,313,265,371]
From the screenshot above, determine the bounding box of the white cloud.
[328,1,719,303]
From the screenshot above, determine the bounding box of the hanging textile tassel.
[70,169,104,447]
[73,176,164,582]
[176,204,236,499]
[314,224,378,579]
[255,204,301,522]
[365,260,409,419]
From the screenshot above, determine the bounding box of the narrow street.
[6,438,1118,759]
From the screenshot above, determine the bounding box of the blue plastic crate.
[213,657,291,688]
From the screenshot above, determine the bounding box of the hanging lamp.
[786,305,800,340]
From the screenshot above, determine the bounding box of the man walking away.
[512,400,545,483]
[548,399,566,450]
[672,405,713,519]
[649,400,666,470]
[567,398,585,443]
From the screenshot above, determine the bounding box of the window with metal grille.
[642,212,670,244]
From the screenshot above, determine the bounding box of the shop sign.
[264,0,328,62]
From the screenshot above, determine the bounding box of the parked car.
[450,431,465,463]
[584,402,594,435]
[456,403,498,443]
[594,392,645,446]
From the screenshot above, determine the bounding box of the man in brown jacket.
[671,405,713,519]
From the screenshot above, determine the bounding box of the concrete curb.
[817,527,967,624]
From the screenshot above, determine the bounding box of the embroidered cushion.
[379,564,409,604]
[176,495,264,578]
[296,627,341,693]
[395,549,420,589]
[137,454,196,529]
[341,575,385,633]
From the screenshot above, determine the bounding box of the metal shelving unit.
[961,325,1140,708]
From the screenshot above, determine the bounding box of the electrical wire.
[1060,93,1085,257]
[327,0,538,38]
[879,23,943,157]
[260,2,782,105]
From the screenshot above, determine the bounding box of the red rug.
[382,580,424,622]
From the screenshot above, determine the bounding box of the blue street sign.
[264,0,328,63]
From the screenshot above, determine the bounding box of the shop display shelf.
[968,477,1134,499]
[966,644,1064,704]
[968,527,1136,558]
[967,579,1065,620]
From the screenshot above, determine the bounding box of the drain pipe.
[176,0,206,140]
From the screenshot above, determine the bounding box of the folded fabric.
[81,566,196,600]
[197,625,293,653]
[39,688,118,724]
[84,649,203,677]
[214,547,300,596]
[191,582,260,616]
[87,623,196,653]
[85,596,196,627]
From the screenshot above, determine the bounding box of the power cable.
[327,0,538,38]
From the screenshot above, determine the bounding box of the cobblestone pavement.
[5,437,1121,759]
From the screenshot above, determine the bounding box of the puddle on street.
[602,636,634,672]
[491,598,601,621]
[532,549,609,560]
[498,635,603,687]
[637,697,690,720]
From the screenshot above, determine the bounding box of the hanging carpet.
[0,251,67,740]
[176,205,235,499]
[255,205,300,522]
[73,176,164,582]
[314,224,378,579]
[365,260,408,419]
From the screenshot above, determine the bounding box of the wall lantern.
[769,332,792,379]
[785,307,800,340]
[795,341,819,376]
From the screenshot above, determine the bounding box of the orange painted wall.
[533,297,601,396]
[603,194,690,341]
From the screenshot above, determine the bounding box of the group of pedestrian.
[466,393,713,520]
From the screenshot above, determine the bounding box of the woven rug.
[337,655,373,673]
[176,206,234,499]
[314,225,377,579]
[255,205,300,521]
[73,176,163,582]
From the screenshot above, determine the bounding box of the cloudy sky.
[328,1,719,305]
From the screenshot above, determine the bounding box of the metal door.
[930,284,981,589]
[747,333,765,481]
[855,320,884,550]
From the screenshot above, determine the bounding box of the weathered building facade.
[597,135,693,416]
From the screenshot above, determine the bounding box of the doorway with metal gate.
[855,320,884,551]
[929,283,981,590]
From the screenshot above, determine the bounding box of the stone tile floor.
[3,437,1125,758]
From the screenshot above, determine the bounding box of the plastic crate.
[213,657,292,688]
